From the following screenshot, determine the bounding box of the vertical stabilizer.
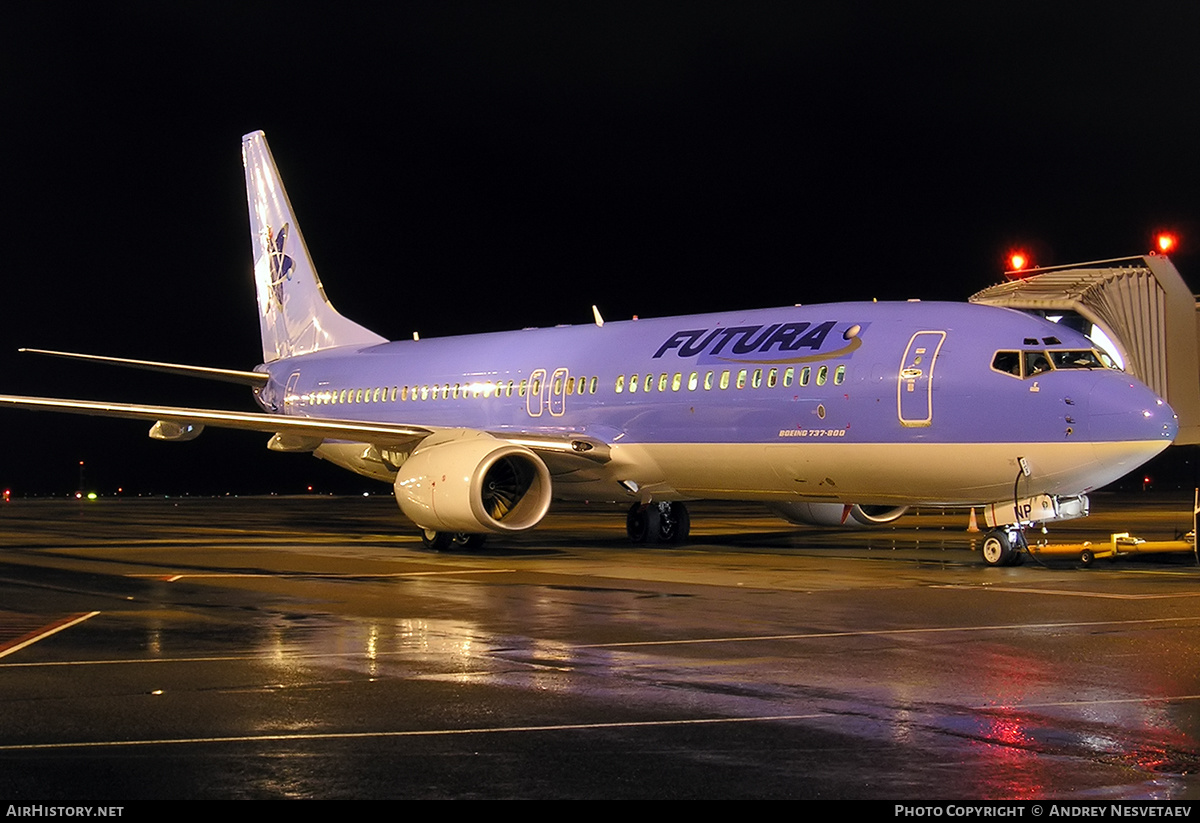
[242,131,386,362]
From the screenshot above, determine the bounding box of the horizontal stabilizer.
[19,349,268,387]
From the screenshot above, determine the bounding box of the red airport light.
[1004,250,1031,278]
[1155,232,1177,254]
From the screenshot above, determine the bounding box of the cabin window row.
[305,375,601,405]
[614,364,846,394]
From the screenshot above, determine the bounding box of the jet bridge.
[970,254,1200,445]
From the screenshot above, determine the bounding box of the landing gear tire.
[626,503,658,543]
[626,502,690,544]
[659,502,690,543]
[981,530,1017,567]
[421,530,486,552]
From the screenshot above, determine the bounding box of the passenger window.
[615,375,625,393]
[704,371,714,390]
[629,374,639,392]
[833,365,845,385]
[800,367,810,386]
[672,373,682,391]
[736,369,747,389]
[589,376,597,394]
[751,369,762,389]
[644,374,653,392]
[784,367,794,387]
[767,368,778,388]
[658,373,668,392]
[816,366,828,386]
[688,372,698,391]
[719,370,730,390]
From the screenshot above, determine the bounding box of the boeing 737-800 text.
[0,132,1179,563]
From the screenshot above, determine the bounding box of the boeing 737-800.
[0,132,1179,563]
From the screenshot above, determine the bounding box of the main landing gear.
[626,501,691,544]
[421,529,486,552]
[420,502,694,550]
[981,527,1026,567]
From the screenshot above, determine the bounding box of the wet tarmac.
[1,492,1199,799]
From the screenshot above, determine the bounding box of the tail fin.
[242,131,386,362]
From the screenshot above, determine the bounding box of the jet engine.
[768,502,908,528]
[393,431,552,534]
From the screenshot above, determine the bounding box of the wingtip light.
[1155,232,1177,254]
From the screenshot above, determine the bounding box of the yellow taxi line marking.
[128,569,516,580]
[0,713,828,751]
[0,611,100,660]
[581,616,1200,648]
[933,584,1200,600]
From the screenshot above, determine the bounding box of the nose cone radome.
[1088,374,1178,448]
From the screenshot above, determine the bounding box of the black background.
[5,3,1199,495]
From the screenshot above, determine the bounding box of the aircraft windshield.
[1049,350,1108,370]
[992,349,1118,379]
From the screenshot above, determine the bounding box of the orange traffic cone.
[967,507,980,533]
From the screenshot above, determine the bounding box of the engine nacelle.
[768,502,909,528]
[394,431,552,534]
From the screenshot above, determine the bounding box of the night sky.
[5,3,1200,495]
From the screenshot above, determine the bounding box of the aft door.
[283,371,302,412]
[897,331,945,427]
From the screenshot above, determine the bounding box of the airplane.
[0,131,1180,563]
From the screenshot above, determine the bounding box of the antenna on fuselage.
[592,305,605,328]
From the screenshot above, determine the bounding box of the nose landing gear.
[981,528,1026,566]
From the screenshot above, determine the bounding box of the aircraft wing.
[0,394,611,466]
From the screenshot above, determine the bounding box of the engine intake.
[394,431,552,534]
[768,502,908,528]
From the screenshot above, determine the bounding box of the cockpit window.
[1025,351,1052,376]
[992,348,1117,379]
[1049,350,1106,369]
[992,351,1022,376]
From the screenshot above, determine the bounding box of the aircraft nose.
[1087,375,1177,444]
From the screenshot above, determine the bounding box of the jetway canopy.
[970,255,1200,445]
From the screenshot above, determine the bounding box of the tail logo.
[265,224,295,310]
